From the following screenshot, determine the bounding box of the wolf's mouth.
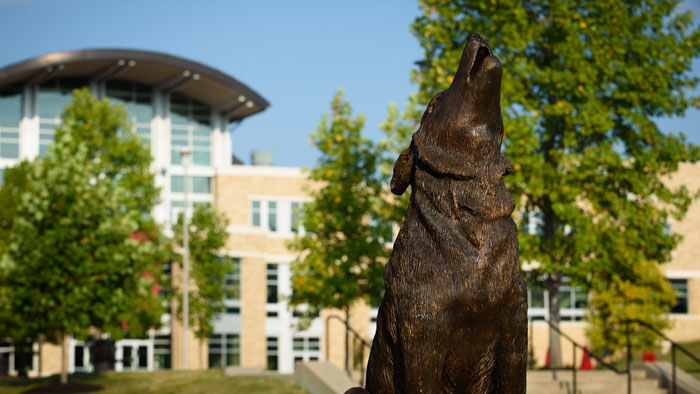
[469,46,492,82]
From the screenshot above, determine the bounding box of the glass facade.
[38,78,87,156]
[170,93,211,166]
[0,85,21,159]
[105,80,153,145]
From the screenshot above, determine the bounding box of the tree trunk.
[547,273,563,368]
[199,339,203,369]
[345,306,350,376]
[60,334,68,384]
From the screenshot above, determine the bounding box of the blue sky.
[0,0,698,168]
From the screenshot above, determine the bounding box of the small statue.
[346,34,527,394]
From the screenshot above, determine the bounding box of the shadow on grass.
[0,373,103,393]
[22,382,103,394]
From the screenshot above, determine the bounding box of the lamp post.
[180,148,192,370]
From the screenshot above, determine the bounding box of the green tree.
[586,259,676,355]
[0,89,167,383]
[173,204,235,366]
[289,91,391,371]
[393,0,700,366]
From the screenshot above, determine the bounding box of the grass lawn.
[0,369,309,394]
[657,339,700,382]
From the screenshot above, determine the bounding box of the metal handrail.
[541,319,627,394]
[623,319,700,394]
[325,315,371,387]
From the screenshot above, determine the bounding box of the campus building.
[0,49,269,376]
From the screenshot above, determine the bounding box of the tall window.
[291,202,301,233]
[266,337,278,371]
[670,279,688,314]
[268,201,277,232]
[209,333,240,368]
[170,93,211,166]
[38,78,87,156]
[105,80,153,145]
[0,85,21,159]
[251,201,261,227]
[527,285,546,321]
[267,263,278,304]
[225,258,241,300]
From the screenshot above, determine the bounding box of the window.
[266,337,278,371]
[74,345,85,371]
[525,275,587,321]
[0,85,21,159]
[293,336,321,365]
[521,210,544,236]
[208,333,240,368]
[558,279,587,321]
[154,335,171,369]
[268,202,277,232]
[170,93,211,166]
[38,78,88,156]
[670,279,688,314]
[105,80,153,145]
[251,201,261,227]
[267,264,278,304]
[171,175,211,194]
[225,306,240,314]
[225,258,241,300]
[291,202,301,233]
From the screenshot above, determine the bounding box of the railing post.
[626,322,631,394]
[672,343,676,394]
[360,345,365,387]
[572,342,577,394]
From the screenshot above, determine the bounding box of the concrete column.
[19,85,38,160]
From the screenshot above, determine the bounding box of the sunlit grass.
[0,369,308,394]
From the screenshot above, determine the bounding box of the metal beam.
[26,64,64,86]
[213,93,248,113]
[156,70,199,93]
[93,59,136,82]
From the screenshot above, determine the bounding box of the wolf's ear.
[391,146,413,196]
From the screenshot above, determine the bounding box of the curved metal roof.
[0,48,269,122]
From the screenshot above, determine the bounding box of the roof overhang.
[0,49,269,123]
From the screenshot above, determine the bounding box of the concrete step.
[526,369,665,394]
[343,368,665,394]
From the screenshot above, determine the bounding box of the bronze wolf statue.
[346,33,527,394]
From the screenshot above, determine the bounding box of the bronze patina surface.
[346,34,527,394]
